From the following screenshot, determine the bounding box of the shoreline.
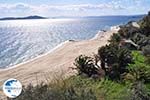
[0,25,119,87]
[0,40,72,71]
[0,25,119,71]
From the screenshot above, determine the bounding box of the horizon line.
[0,14,146,19]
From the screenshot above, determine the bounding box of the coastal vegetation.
[9,11,150,100]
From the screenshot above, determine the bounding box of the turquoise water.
[0,16,142,68]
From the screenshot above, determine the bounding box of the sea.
[0,16,143,68]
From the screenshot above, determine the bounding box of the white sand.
[0,26,119,98]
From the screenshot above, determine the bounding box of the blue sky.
[0,0,150,17]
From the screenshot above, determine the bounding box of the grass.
[67,76,131,100]
[11,51,150,100]
[10,76,132,100]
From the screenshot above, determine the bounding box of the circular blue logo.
[3,78,22,98]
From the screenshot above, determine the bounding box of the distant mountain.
[0,15,47,20]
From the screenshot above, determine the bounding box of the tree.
[98,44,132,80]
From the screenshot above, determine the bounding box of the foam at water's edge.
[0,25,119,71]
[91,25,120,40]
[110,25,120,31]
[91,30,104,40]
[0,40,72,71]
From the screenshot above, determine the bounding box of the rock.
[132,22,140,28]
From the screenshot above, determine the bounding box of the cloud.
[45,4,125,11]
[0,2,125,17]
[0,3,34,16]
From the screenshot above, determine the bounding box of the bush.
[145,57,150,64]
[74,55,99,77]
[10,79,97,100]
[131,33,150,49]
[131,81,150,100]
[139,12,150,36]
[9,76,131,100]
[127,64,150,83]
[142,45,150,56]
[98,44,132,80]
[118,24,139,39]
[92,78,131,100]
[108,33,122,44]
[60,76,131,100]
[126,51,150,83]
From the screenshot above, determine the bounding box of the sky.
[0,0,150,17]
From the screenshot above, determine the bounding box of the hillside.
[2,11,150,100]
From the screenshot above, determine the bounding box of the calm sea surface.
[0,16,142,68]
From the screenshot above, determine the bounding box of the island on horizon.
[0,15,47,20]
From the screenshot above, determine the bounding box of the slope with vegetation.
[9,12,150,100]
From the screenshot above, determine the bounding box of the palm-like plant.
[128,64,150,82]
[117,48,132,73]
[74,55,99,77]
[108,33,122,44]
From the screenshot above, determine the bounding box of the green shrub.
[139,12,150,36]
[10,79,97,100]
[142,45,150,56]
[127,64,150,82]
[74,55,99,77]
[118,24,139,39]
[108,33,122,44]
[145,57,150,64]
[98,44,132,80]
[96,78,131,100]
[132,51,145,63]
[130,81,150,100]
[131,33,150,49]
[66,76,131,100]
[126,51,150,83]
[9,76,131,100]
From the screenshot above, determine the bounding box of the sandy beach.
[0,26,119,98]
